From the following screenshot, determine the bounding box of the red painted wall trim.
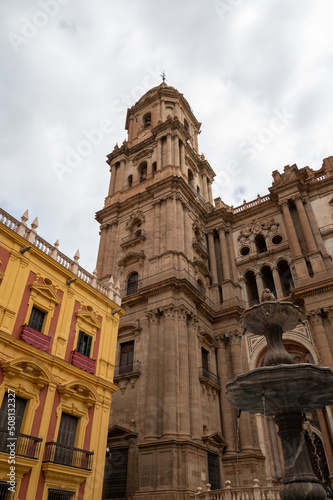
[46,389,61,442]
[18,469,31,500]
[0,246,10,274]
[64,300,80,362]
[92,315,103,360]
[47,289,63,351]
[12,270,36,338]
[31,385,47,437]
[84,405,94,450]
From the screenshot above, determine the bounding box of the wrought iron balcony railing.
[43,442,94,470]
[0,429,42,459]
[199,367,221,388]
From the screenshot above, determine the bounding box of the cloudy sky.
[1,1,333,272]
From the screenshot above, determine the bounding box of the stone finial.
[261,288,276,302]
[50,240,59,260]
[21,210,29,223]
[31,217,38,230]
[17,209,29,236]
[74,249,80,262]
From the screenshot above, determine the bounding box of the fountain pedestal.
[226,296,333,500]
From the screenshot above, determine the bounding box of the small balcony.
[43,442,94,470]
[114,360,141,381]
[121,229,146,249]
[0,429,42,459]
[21,325,51,353]
[192,238,209,259]
[71,350,96,374]
[199,367,221,389]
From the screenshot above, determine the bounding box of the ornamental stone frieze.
[238,218,279,245]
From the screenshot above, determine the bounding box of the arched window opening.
[197,186,200,194]
[138,162,147,183]
[277,260,294,296]
[127,273,138,296]
[245,271,259,306]
[143,112,151,128]
[261,266,276,298]
[188,169,194,186]
[152,162,157,174]
[255,234,267,253]
[127,175,133,188]
[184,119,189,132]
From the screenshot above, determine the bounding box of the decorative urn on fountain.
[226,289,333,500]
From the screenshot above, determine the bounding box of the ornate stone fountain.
[226,290,333,500]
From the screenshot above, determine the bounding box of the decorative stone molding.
[126,210,145,229]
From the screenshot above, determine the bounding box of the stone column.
[184,206,192,260]
[108,164,117,196]
[202,175,209,201]
[228,232,239,283]
[187,316,201,440]
[166,195,176,251]
[178,307,191,437]
[218,227,231,281]
[239,277,249,306]
[157,139,162,170]
[255,271,264,298]
[294,197,318,254]
[176,196,185,254]
[229,332,254,452]
[207,179,214,205]
[216,337,236,454]
[207,232,218,284]
[166,134,172,166]
[174,135,180,168]
[128,116,134,141]
[161,99,166,122]
[308,312,333,368]
[145,310,160,439]
[272,267,284,299]
[162,306,178,437]
[180,141,186,173]
[280,202,303,258]
[104,223,117,278]
[96,224,108,279]
[153,200,161,256]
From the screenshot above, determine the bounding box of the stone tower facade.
[96,83,333,499]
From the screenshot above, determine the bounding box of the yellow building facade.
[0,208,124,500]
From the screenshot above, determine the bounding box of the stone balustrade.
[190,479,281,500]
[0,208,121,305]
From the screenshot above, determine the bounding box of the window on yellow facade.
[28,306,46,332]
[76,331,92,357]
[0,393,27,435]
[47,490,75,500]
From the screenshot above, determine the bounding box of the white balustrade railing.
[190,480,281,500]
[0,208,121,305]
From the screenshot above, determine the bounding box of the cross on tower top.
[161,70,166,83]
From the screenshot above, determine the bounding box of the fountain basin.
[241,301,302,336]
[226,364,333,416]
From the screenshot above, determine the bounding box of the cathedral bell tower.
[96,83,264,500]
